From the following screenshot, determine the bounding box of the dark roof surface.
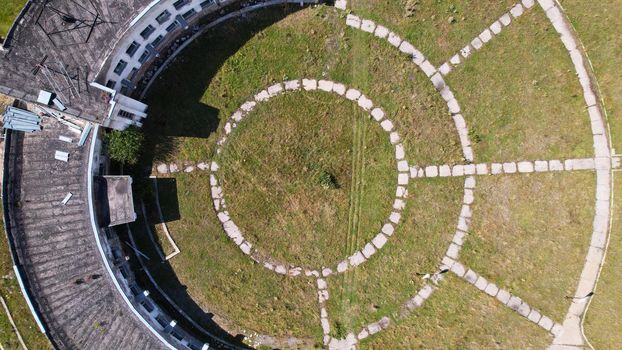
[0,0,153,122]
[3,117,167,350]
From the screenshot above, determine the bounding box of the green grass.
[326,177,463,332]
[349,0,516,65]
[358,275,551,349]
[446,7,593,163]
[131,172,322,342]
[461,172,595,322]
[583,173,622,348]
[560,0,622,153]
[218,90,395,268]
[0,205,52,349]
[144,5,462,166]
[0,0,24,39]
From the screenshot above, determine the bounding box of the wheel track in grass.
[341,107,367,331]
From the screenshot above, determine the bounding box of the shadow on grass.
[119,5,313,349]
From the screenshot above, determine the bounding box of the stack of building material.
[2,107,42,133]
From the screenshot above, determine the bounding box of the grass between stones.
[143,5,462,167]
[132,172,322,341]
[218,91,395,268]
[583,173,622,348]
[0,204,52,349]
[348,0,516,65]
[326,177,462,334]
[461,172,595,322]
[0,0,25,38]
[446,7,593,163]
[560,0,622,154]
[358,274,551,349]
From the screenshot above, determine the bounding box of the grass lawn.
[0,0,24,39]
[218,90,395,268]
[583,173,622,348]
[358,274,551,349]
[461,172,594,322]
[144,5,462,166]
[0,205,52,349]
[131,172,322,343]
[446,7,593,163]
[326,177,463,333]
[560,0,622,153]
[348,0,516,65]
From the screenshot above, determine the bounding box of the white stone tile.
[476,163,488,175]
[471,37,484,50]
[450,54,461,65]
[284,79,300,90]
[358,95,373,110]
[420,60,437,77]
[479,29,493,43]
[362,243,376,258]
[267,83,283,96]
[496,289,511,304]
[447,99,461,114]
[439,63,452,75]
[534,160,548,172]
[318,80,334,92]
[381,119,394,132]
[398,173,409,185]
[500,13,512,26]
[446,243,460,259]
[439,165,451,177]
[374,25,389,39]
[390,132,401,145]
[345,88,361,100]
[460,45,472,58]
[399,41,416,55]
[332,83,346,95]
[510,4,525,17]
[484,283,499,297]
[371,108,384,121]
[345,14,361,28]
[450,262,466,276]
[254,90,270,101]
[387,32,402,47]
[372,233,387,249]
[475,276,488,290]
[453,230,467,245]
[398,160,409,172]
[502,162,517,173]
[334,0,347,9]
[389,212,401,224]
[522,0,535,9]
[395,144,405,160]
[393,199,406,211]
[452,165,464,176]
[490,20,503,35]
[538,316,554,331]
[361,19,376,33]
[425,166,438,177]
[302,79,317,91]
[548,160,564,171]
[517,161,534,173]
[527,309,542,323]
[463,164,476,175]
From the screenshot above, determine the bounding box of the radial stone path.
[151,0,615,349]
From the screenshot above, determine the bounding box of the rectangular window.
[127,67,139,80]
[140,24,155,39]
[156,10,171,24]
[151,34,164,48]
[173,0,188,10]
[138,50,151,64]
[166,21,179,33]
[113,60,128,75]
[105,80,116,88]
[182,9,196,20]
[118,109,135,119]
[125,41,140,57]
[140,300,155,313]
[200,0,214,9]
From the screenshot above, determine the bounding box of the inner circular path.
[210,79,410,276]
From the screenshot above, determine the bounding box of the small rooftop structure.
[99,175,137,226]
